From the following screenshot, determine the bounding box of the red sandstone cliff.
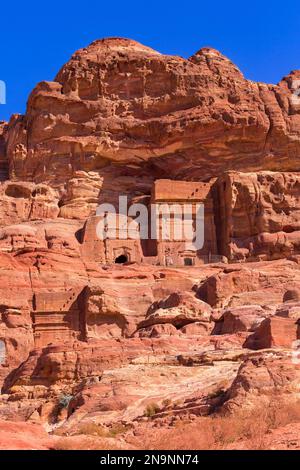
[0,38,299,450]
[2,39,300,193]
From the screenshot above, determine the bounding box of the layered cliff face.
[3,38,300,197]
[0,38,300,449]
[214,171,300,260]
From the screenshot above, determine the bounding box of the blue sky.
[0,0,300,121]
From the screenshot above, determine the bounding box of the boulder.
[138,291,212,329]
[245,316,299,349]
[215,305,273,334]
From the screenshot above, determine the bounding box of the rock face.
[198,260,300,307]
[245,316,299,349]
[214,305,272,334]
[215,171,300,261]
[0,37,300,449]
[0,122,8,181]
[224,353,300,411]
[137,291,212,329]
[3,38,300,192]
[0,419,53,450]
[1,38,300,263]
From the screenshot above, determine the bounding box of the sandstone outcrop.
[215,171,300,261]
[0,38,299,450]
[223,352,300,412]
[213,304,273,334]
[198,260,300,307]
[245,316,299,349]
[0,419,53,450]
[137,291,212,330]
[5,40,300,192]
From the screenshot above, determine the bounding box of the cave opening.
[115,254,128,264]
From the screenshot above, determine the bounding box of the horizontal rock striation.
[0,38,300,448]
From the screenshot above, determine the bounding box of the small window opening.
[184,257,193,266]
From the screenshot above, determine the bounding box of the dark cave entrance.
[115,254,128,264]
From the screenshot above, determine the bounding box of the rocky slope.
[0,38,300,449]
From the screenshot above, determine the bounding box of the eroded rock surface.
[0,38,300,449]
[4,39,300,190]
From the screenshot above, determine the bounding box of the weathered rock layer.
[0,38,300,449]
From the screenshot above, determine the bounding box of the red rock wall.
[214,171,300,261]
[3,39,300,200]
[1,39,300,426]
